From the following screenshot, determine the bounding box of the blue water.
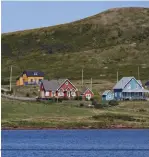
[2,129,149,157]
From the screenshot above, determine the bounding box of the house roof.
[113,77,142,90]
[42,80,61,91]
[137,80,142,86]
[80,87,93,94]
[23,70,44,77]
[102,90,112,96]
[41,79,76,91]
[113,77,134,89]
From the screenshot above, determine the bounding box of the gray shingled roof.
[81,87,88,94]
[113,77,143,90]
[80,87,93,94]
[137,80,142,86]
[102,90,111,96]
[42,80,61,91]
[113,77,134,89]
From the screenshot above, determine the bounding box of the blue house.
[102,90,114,101]
[113,77,149,100]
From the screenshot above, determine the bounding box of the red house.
[80,87,94,100]
[40,79,78,99]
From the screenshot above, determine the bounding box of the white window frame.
[71,91,76,97]
[34,72,38,76]
[45,91,49,97]
[127,84,131,89]
[65,81,68,85]
[52,91,55,97]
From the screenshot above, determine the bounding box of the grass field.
[2,98,149,129]
[2,7,149,80]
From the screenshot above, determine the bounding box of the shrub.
[75,96,82,101]
[53,97,63,102]
[32,92,37,96]
[90,98,94,101]
[63,97,69,100]
[93,95,100,100]
[26,93,30,97]
[92,113,136,122]
[92,99,98,106]
[6,90,13,95]
[79,103,84,107]
[94,103,103,109]
[1,79,9,85]
[108,100,119,106]
[138,108,146,112]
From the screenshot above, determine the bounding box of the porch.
[122,89,149,100]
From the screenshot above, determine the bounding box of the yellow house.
[16,70,44,86]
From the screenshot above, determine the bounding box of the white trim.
[82,88,94,95]
[124,77,142,89]
[45,91,49,97]
[57,79,78,91]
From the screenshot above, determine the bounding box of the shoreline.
[2,125,149,130]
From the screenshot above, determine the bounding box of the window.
[65,81,68,85]
[108,95,111,98]
[115,93,117,97]
[86,94,91,98]
[45,92,49,96]
[59,91,64,96]
[52,91,55,97]
[71,91,76,97]
[34,72,38,76]
[127,84,131,89]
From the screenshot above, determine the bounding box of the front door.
[67,91,70,97]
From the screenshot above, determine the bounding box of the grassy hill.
[2,7,149,81]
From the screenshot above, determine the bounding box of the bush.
[1,79,9,85]
[90,98,94,101]
[92,99,98,106]
[6,90,13,95]
[94,103,103,109]
[32,92,37,96]
[63,97,69,100]
[74,96,82,101]
[53,97,63,102]
[138,108,146,112]
[26,93,30,97]
[108,100,119,106]
[79,103,84,107]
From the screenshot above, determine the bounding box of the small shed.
[80,87,94,100]
[102,90,114,101]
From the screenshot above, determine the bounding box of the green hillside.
[2,7,149,81]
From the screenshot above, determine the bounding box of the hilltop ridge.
[1,7,149,81]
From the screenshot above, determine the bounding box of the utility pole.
[82,68,84,87]
[117,71,119,83]
[10,65,12,91]
[90,78,92,91]
[138,66,140,80]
